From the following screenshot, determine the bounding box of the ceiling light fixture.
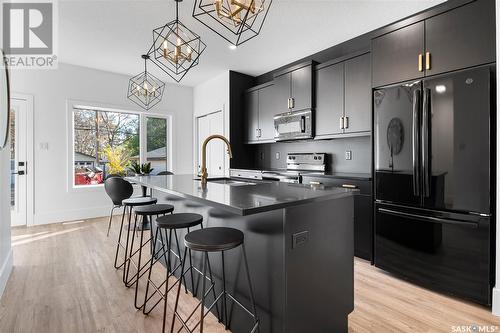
[149,0,206,83]
[193,0,272,46]
[127,55,165,110]
[229,44,237,50]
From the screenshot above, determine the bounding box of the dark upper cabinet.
[316,62,344,137]
[244,83,276,143]
[274,62,314,113]
[372,0,495,87]
[245,89,259,143]
[315,52,371,138]
[258,84,278,141]
[372,22,425,88]
[344,53,371,134]
[291,65,313,111]
[425,0,495,76]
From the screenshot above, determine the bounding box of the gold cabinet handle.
[339,116,344,130]
[425,52,431,70]
[418,54,423,72]
[342,184,358,189]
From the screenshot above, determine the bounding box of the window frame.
[67,100,172,192]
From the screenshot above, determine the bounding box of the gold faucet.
[200,135,233,184]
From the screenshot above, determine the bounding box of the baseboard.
[0,249,13,299]
[33,206,119,225]
[492,287,500,316]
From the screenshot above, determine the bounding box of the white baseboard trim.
[33,205,121,225]
[492,287,500,316]
[0,249,13,299]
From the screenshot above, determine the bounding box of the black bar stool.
[143,213,220,333]
[172,227,259,333]
[113,196,157,276]
[104,177,134,237]
[125,203,174,309]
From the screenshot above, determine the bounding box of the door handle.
[418,54,423,72]
[343,116,349,130]
[290,98,295,109]
[425,52,431,70]
[12,170,25,175]
[378,208,478,228]
[339,116,344,130]
[300,116,305,133]
[422,88,431,197]
[412,88,421,196]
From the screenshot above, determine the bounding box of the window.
[72,106,168,187]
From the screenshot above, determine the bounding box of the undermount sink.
[194,177,257,186]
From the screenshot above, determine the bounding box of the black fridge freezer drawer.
[375,203,492,305]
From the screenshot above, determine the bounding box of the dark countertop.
[127,174,355,216]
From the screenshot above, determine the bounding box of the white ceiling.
[59,0,446,87]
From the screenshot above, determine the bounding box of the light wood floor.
[1,216,500,333]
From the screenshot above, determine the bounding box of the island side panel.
[154,191,286,333]
[283,195,354,333]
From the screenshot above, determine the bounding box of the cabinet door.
[425,0,495,76]
[372,21,425,87]
[259,85,278,141]
[291,65,313,111]
[245,90,259,143]
[354,194,373,261]
[274,72,291,113]
[344,53,372,134]
[315,63,344,137]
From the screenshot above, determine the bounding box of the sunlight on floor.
[12,226,88,247]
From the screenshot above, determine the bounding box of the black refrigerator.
[373,65,495,305]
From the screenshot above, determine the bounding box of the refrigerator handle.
[422,88,431,197]
[378,208,479,228]
[412,89,421,196]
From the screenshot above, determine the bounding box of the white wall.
[0,130,12,297]
[9,63,194,225]
[193,71,230,175]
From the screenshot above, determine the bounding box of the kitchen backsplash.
[252,136,372,173]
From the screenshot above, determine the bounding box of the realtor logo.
[2,1,57,69]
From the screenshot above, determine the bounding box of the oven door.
[274,109,312,141]
[375,203,492,305]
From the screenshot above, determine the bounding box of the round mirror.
[0,49,9,149]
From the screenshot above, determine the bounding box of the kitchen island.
[129,174,355,333]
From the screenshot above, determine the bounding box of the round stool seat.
[134,204,174,216]
[122,196,157,206]
[184,201,204,208]
[156,213,203,230]
[185,227,244,252]
[165,195,184,202]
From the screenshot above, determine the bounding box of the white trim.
[0,249,13,299]
[194,108,226,176]
[11,93,35,227]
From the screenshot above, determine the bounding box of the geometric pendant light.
[192,0,272,46]
[127,55,165,110]
[149,0,207,83]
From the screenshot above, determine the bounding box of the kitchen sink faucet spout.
[200,135,233,184]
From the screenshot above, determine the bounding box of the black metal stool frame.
[171,243,259,333]
[125,209,173,309]
[143,224,222,333]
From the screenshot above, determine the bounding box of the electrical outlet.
[345,150,352,160]
[260,152,265,160]
[275,152,280,160]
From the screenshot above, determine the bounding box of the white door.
[197,111,225,177]
[10,98,28,226]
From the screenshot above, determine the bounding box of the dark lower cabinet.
[302,176,373,261]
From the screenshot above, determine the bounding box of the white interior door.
[197,111,224,177]
[10,98,28,226]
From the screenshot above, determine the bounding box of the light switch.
[345,150,352,160]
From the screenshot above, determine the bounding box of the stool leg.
[200,252,208,333]
[205,253,222,322]
[170,247,188,333]
[143,228,159,315]
[134,214,147,309]
[107,205,118,237]
[242,244,260,332]
[221,250,228,329]
[124,211,138,286]
[173,229,188,294]
[187,227,196,297]
[161,249,171,333]
[114,205,128,269]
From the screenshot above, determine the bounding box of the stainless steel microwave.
[274,109,312,141]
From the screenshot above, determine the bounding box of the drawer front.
[302,177,372,195]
